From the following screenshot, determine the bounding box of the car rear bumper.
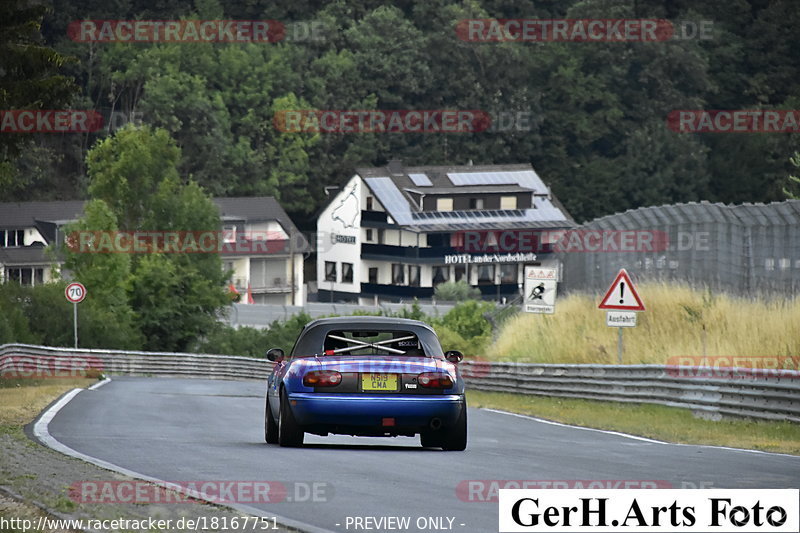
[287,392,464,429]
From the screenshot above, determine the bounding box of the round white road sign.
[65,282,87,303]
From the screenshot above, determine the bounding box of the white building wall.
[317,175,363,295]
[23,228,46,246]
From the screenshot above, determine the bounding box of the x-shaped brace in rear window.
[325,334,417,355]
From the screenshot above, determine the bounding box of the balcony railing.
[232,277,293,293]
[361,243,461,260]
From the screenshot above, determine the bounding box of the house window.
[342,262,353,283]
[378,229,385,244]
[1,230,25,247]
[454,265,467,282]
[4,267,43,286]
[222,225,237,243]
[408,265,420,287]
[392,263,405,285]
[365,229,373,242]
[432,266,448,284]
[366,196,374,210]
[477,264,495,285]
[436,197,453,211]
[325,261,337,282]
[469,198,484,210]
[500,264,517,283]
[368,267,378,284]
[500,196,517,209]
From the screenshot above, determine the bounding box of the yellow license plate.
[362,373,398,391]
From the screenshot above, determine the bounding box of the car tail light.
[417,372,454,389]
[303,370,342,387]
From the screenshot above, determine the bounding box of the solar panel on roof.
[447,170,548,192]
[408,173,433,186]
[364,173,570,230]
[364,177,413,225]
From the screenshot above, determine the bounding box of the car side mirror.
[266,348,285,362]
[445,350,463,363]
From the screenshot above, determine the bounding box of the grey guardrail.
[0,343,273,381]
[2,344,798,422]
[460,361,800,423]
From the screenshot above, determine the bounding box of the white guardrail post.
[1,344,798,423]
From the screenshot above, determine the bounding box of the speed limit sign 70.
[65,282,87,303]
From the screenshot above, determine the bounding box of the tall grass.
[490,282,800,364]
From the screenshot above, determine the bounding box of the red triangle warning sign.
[598,269,645,311]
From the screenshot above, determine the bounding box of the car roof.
[292,316,443,356]
[304,316,432,328]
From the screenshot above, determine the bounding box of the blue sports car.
[264,316,467,450]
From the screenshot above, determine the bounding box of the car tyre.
[440,401,467,451]
[264,393,278,444]
[420,430,442,448]
[278,388,304,447]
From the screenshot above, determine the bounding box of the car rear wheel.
[440,401,467,451]
[278,388,304,447]
[420,431,442,448]
[264,394,278,444]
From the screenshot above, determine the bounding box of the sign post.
[598,269,644,363]
[523,265,558,314]
[65,282,87,348]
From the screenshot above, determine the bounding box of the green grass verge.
[467,390,800,456]
[490,282,800,364]
[0,378,96,427]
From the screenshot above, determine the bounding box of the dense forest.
[3,0,800,223]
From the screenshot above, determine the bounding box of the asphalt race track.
[42,377,800,533]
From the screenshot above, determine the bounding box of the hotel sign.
[330,233,356,245]
[444,252,537,264]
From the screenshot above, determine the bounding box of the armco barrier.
[1,344,798,423]
[0,344,273,381]
[460,361,800,423]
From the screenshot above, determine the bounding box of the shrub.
[434,280,481,301]
[435,300,494,339]
[194,312,313,357]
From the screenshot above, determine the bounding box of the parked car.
[264,316,467,450]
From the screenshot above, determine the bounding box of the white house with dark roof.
[316,161,574,304]
[0,197,308,305]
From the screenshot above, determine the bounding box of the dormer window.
[222,225,237,243]
[469,198,484,210]
[436,197,453,211]
[500,196,517,209]
[0,230,24,247]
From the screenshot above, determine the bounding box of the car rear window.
[322,330,426,356]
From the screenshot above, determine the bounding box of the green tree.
[85,125,228,351]
[60,199,141,349]
[0,283,38,344]
[0,0,77,196]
